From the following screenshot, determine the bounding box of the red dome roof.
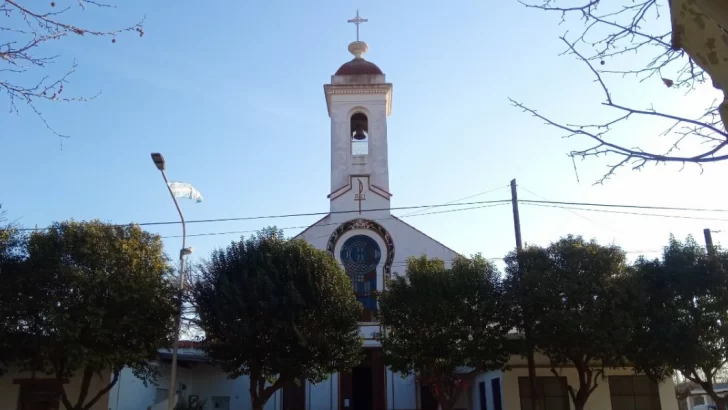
[335,58,383,76]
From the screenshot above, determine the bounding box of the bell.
[352,128,367,140]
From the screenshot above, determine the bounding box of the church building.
[290,11,459,410]
[106,12,680,410]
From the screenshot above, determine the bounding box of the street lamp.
[150,152,188,410]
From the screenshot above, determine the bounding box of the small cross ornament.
[347,10,368,41]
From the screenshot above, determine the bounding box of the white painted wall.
[109,362,281,410]
[297,215,458,276]
[0,365,111,410]
[308,374,338,410]
[386,370,417,410]
[328,90,391,196]
[469,371,505,410]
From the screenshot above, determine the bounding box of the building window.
[350,112,369,156]
[478,381,488,410]
[608,376,662,410]
[693,396,705,406]
[18,380,62,410]
[518,377,569,410]
[340,234,380,321]
[491,378,503,410]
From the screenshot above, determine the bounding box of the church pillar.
[371,348,386,410]
[340,370,353,410]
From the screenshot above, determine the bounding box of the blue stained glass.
[340,235,380,311]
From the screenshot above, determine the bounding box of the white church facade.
[288,31,460,410]
[105,13,680,410]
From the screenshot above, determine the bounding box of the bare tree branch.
[512,0,726,183]
[0,0,144,138]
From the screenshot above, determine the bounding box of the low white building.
[108,344,279,410]
[109,347,680,410]
[685,383,728,409]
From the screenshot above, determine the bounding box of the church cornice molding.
[323,83,393,117]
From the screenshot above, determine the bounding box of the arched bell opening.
[350,112,369,156]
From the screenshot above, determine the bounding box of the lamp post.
[151,152,192,410]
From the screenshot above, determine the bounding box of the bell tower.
[324,12,393,216]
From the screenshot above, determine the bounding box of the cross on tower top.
[347,10,368,42]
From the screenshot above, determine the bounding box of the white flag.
[168,182,203,203]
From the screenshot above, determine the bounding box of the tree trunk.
[715,396,728,410]
[431,381,461,410]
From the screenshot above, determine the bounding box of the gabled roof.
[292,214,330,240]
[390,215,462,258]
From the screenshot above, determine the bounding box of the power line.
[164,203,509,239]
[385,248,665,268]
[397,184,509,218]
[15,199,512,232]
[14,197,728,233]
[519,199,728,213]
[523,203,728,223]
[518,185,622,235]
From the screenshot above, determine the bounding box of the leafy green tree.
[0,206,26,374]
[192,227,363,410]
[376,255,511,410]
[628,236,728,409]
[0,220,178,410]
[504,236,632,410]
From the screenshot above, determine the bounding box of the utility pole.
[704,228,715,256]
[510,179,540,410]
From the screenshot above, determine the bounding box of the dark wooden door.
[420,385,439,410]
[353,367,373,410]
[340,349,386,410]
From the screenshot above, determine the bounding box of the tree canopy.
[504,235,632,410]
[627,235,728,408]
[0,220,178,410]
[192,227,363,410]
[376,255,511,410]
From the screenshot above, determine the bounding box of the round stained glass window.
[340,235,381,283]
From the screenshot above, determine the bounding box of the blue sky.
[3,0,727,271]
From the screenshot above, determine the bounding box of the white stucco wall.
[328,91,391,195]
[297,215,459,276]
[0,365,111,410]
[308,373,339,410]
[386,370,417,410]
[109,362,281,410]
[469,371,505,410]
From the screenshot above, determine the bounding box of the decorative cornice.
[323,83,393,117]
